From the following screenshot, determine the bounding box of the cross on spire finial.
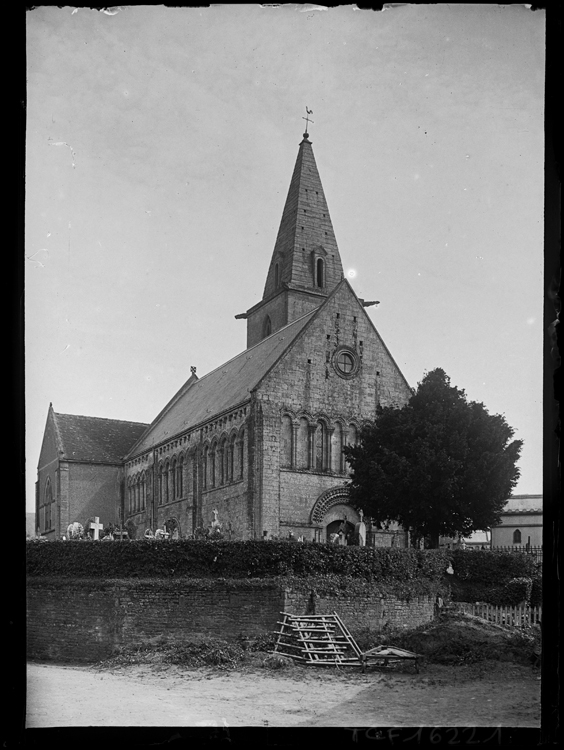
[302,106,314,137]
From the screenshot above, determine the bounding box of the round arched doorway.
[325,518,356,544]
[310,487,360,544]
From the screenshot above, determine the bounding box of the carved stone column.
[291,422,299,469]
[308,424,316,469]
[326,428,335,472]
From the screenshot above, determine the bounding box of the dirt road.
[26,660,540,728]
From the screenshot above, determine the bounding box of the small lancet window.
[513,529,522,544]
[316,258,324,288]
[263,316,272,338]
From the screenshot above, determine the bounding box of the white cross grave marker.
[90,517,103,540]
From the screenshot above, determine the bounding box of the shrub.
[502,577,533,605]
[448,549,541,606]
[530,574,542,607]
[25,539,448,584]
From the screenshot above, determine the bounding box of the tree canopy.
[344,368,523,548]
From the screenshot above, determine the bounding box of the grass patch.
[99,633,279,671]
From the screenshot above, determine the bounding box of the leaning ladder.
[273,612,364,666]
[273,611,420,672]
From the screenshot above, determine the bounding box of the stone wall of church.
[258,283,410,423]
[286,289,329,328]
[246,291,288,348]
[254,283,411,538]
[200,481,250,540]
[278,470,349,538]
[36,416,64,539]
[39,462,123,540]
[67,463,122,529]
[124,407,252,539]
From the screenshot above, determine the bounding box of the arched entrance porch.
[310,486,360,544]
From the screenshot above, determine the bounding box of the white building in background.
[439,494,543,551]
[490,494,543,548]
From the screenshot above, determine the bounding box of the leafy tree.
[344,369,523,548]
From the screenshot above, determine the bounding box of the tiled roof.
[53,412,149,463]
[502,495,543,513]
[127,309,317,458]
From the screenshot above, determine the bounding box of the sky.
[25,4,545,513]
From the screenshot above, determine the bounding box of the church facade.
[36,132,412,543]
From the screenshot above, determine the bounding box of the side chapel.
[36,129,412,543]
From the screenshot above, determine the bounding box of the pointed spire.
[261,133,344,301]
[241,127,346,348]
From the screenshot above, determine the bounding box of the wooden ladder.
[273,612,362,666]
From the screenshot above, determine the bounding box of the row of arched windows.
[158,454,185,506]
[127,430,247,513]
[202,430,245,490]
[128,471,147,513]
[280,415,359,473]
[128,456,185,514]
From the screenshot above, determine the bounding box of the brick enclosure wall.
[27,579,435,664]
[27,579,285,663]
[284,590,435,632]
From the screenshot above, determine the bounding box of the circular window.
[333,347,359,379]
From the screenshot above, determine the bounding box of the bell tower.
[237,129,344,348]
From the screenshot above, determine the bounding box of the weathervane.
[302,106,314,136]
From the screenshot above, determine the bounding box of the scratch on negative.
[25,249,49,268]
[48,139,76,168]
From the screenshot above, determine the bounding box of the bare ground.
[26,658,540,728]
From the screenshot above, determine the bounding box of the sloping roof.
[126,309,318,458]
[53,411,150,463]
[502,494,543,513]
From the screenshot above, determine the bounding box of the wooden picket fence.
[456,602,542,628]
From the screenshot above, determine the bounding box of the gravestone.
[208,509,223,539]
[66,522,84,540]
[88,517,103,541]
[354,509,366,547]
[165,518,180,540]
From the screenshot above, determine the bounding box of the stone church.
[36,131,412,543]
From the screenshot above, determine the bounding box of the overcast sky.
[25,5,545,513]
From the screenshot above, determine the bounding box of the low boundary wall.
[27,579,436,663]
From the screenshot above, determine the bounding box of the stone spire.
[262,133,344,299]
[241,133,345,348]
